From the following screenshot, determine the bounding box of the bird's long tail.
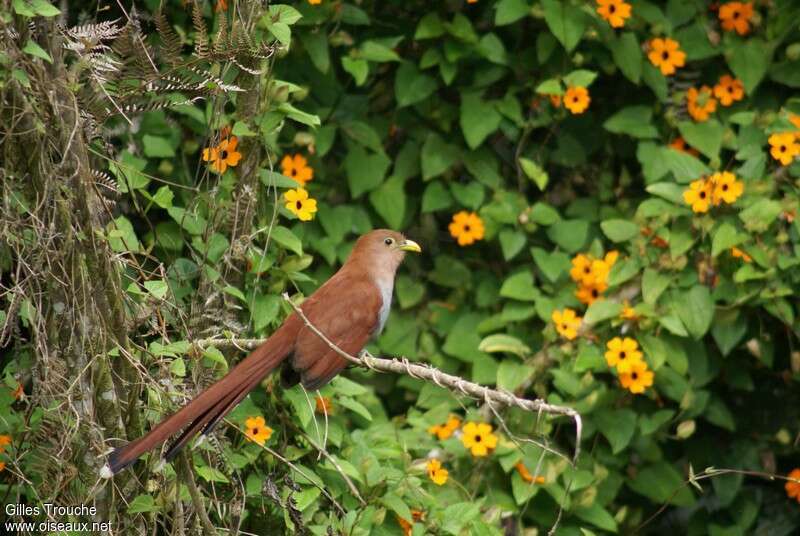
[103,322,297,476]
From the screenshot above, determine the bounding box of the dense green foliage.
[3,0,800,534]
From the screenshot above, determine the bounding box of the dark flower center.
[728,86,734,93]
[632,372,639,379]
[591,289,599,298]
[296,201,303,209]
[584,266,591,274]
[700,191,707,199]
[780,145,786,152]
[290,168,297,176]
[662,51,670,60]
[220,150,228,160]
[722,184,729,191]
[620,351,627,359]
[475,435,482,442]
[733,10,740,19]
[609,4,616,13]
[252,428,258,435]
[464,224,471,232]
[561,323,568,331]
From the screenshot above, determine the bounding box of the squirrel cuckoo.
[102,230,420,476]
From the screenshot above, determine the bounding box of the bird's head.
[349,229,421,277]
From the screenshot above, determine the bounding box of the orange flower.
[397,516,412,536]
[669,136,699,157]
[605,337,644,373]
[202,136,242,174]
[719,2,754,36]
[596,0,632,28]
[621,301,638,320]
[11,383,23,400]
[730,247,752,263]
[426,458,449,485]
[564,86,590,114]
[461,422,498,457]
[552,308,582,340]
[244,416,273,446]
[547,94,562,108]
[515,462,546,484]
[284,188,318,221]
[280,154,314,186]
[0,461,5,472]
[686,86,717,122]
[789,114,800,131]
[448,211,485,246]
[647,38,686,76]
[428,415,461,440]
[786,468,800,503]
[315,396,334,415]
[713,75,745,106]
[575,280,607,305]
[0,435,11,453]
[619,360,654,394]
[710,171,744,205]
[308,0,322,4]
[214,0,227,12]
[768,133,800,166]
[683,178,714,213]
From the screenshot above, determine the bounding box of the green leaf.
[604,106,659,139]
[345,145,391,198]
[600,219,639,242]
[710,309,747,357]
[530,247,570,283]
[196,465,230,483]
[421,133,460,180]
[546,219,589,252]
[646,182,686,205]
[271,226,303,256]
[642,268,671,305]
[267,21,291,46]
[460,93,502,149]
[738,199,782,232]
[22,40,52,63]
[382,493,412,524]
[395,62,437,107]
[727,38,773,93]
[341,57,369,85]
[12,0,35,16]
[499,271,538,301]
[495,0,530,25]
[677,120,724,160]
[369,176,406,229]
[663,146,710,183]
[415,13,445,39]
[144,280,169,300]
[573,504,618,533]
[628,462,695,506]
[562,69,597,88]
[519,157,549,190]
[360,40,401,62]
[142,135,175,158]
[711,222,746,257]
[269,4,303,24]
[277,103,320,127]
[421,181,453,212]
[499,229,526,261]
[338,397,372,421]
[541,0,587,52]
[127,495,157,514]
[303,30,330,73]
[584,300,623,325]
[595,409,637,454]
[478,334,530,357]
[609,32,643,83]
[251,294,281,332]
[29,0,61,16]
[676,286,714,339]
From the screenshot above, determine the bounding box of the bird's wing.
[290,271,384,390]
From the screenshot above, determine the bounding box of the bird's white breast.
[375,276,393,335]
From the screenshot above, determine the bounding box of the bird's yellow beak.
[399,239,422,253]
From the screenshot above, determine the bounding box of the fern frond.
[191,1,209,59]
[155,8,182,65]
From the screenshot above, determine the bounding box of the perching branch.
[193,293,583,467]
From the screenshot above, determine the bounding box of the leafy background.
[2,0,800,534]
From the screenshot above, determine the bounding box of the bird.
[102,229,421,476]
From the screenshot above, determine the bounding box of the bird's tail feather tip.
[99,464,114,479]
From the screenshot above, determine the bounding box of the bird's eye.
[384,237,394,246]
